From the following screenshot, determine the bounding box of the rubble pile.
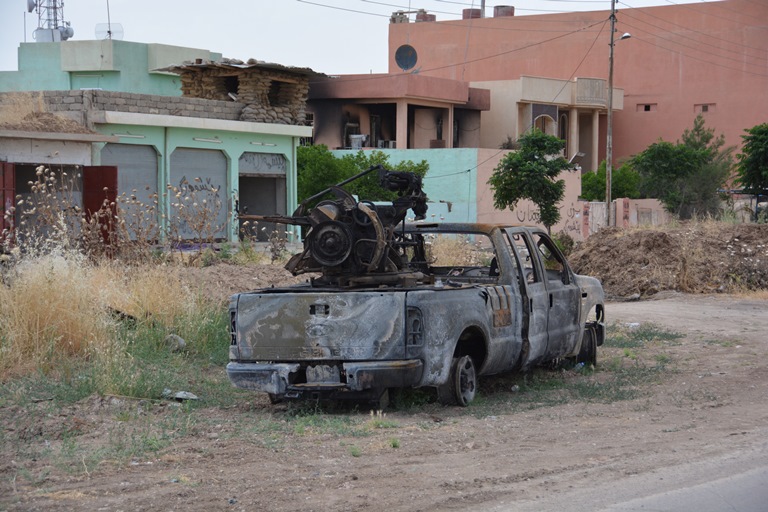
[569,223,768,298]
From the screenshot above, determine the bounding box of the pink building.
[387,0,767,169]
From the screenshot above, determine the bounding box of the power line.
[462,17,609,180]
[309,18,606,86]
[434,0,594,14]
[660,0,768,24]
[618,0,768,56]
[620,29,768,78]
[617,16,768,70]
[296,0,390,17]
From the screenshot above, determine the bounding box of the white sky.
[0,0,713,75]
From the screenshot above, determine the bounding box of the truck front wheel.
[437,355,477,407]
[576,325,598,367]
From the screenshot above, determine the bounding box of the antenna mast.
[28,0,74,41]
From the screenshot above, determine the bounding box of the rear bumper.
[227,359,423,396]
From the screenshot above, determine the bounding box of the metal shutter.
[169,148,228,240]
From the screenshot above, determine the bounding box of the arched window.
[534,115,556,136]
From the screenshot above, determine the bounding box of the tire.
[268,393,284,404]
[576,325,598,367]
[437,355,478,407]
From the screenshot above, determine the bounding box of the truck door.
[504,229,549,365]
[529,231,581,358]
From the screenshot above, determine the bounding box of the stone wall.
[0,90,243,123]
[1,65,311,126]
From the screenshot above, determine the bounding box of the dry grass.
[0,253,219,383]
[427,234,493,267]
[0,252,114,380]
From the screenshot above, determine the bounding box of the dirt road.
[3,294,767,511]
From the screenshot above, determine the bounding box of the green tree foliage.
[296,145,351,205]
[736,123,768,196]
[488,130,568,232]
[630,115,734,219]
[339,151,429,202]
[580,160,641,201]
[297,146,428,205]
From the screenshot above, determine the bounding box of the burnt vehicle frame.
[228,166,605,406]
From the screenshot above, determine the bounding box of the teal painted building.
[0,40,219,94]
[0,40,311,243]
[331,148,480,224]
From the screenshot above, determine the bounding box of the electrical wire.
[433,16,609,185]
[661,0,767,24]
[617,28,768,78]
[308,18,606,87]
[296,0,390,17]
[618,0,768,56]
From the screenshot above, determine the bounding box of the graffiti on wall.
[512,200,581,234]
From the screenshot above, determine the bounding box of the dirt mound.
[569,223,768,299]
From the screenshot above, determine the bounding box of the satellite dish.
[27,0,37,13]
[95,22,124,40]
[395,44,418,72]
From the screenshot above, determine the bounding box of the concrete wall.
[475,148,585,238]
[0,137,96,166]
[331,148,479,223]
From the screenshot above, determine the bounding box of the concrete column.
[396,100,408,149]
[446,106,454,148]
[591,110,600,171]
[569,107,579,159]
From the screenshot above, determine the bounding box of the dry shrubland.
[0,166,246,387]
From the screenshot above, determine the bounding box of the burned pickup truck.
[227,166,604,406]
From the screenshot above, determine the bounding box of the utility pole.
[605,0,630,228]
[606,0,617,228]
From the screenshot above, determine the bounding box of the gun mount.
[244,165,428,287]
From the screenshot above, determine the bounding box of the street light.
[606,0,631,227]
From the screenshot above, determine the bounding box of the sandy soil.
[2,293,766,511]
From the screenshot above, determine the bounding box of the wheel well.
[453,326,487,369]
[589,303,606,346]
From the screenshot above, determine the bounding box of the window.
[636,103,657,112]
[694,103,715,114]
[507,233,538,284]
[532,233,569,284]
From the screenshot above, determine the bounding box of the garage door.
[169,148,228,240]
[101,143,159,239]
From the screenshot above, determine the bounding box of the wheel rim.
[456,356,477,406]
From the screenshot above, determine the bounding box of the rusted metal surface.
[227,168,605,404]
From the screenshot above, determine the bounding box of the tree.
[297,146,428,205]
[736,123,768,198]
[580,160,641,201]
[488,130,568,233]
[629,115,734,219]
[296,144,350,205]
[339,150,428,201]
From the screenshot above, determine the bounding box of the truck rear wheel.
[437,355,477,407]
